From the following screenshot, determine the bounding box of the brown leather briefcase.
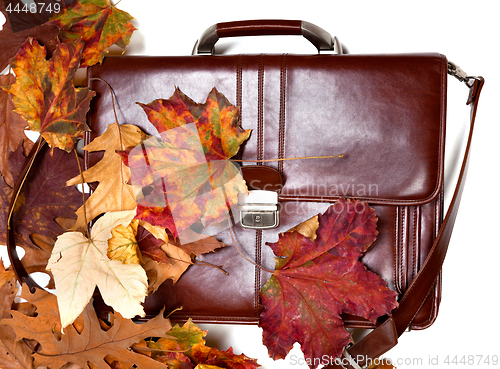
[9,19,484,368]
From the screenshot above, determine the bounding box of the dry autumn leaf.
[147,319,259,369]
[2,285,172,369]
[108,218,142,264]
[259,199,398,367]
[1,38,95,153]
[123,87,250,242]
[0,73,33,188]
[66,123,144,231]
[0,144,84,251]
[0,260,17,318]
[47,209,148,329]
[48,0,136,68]
[136,225,192,293]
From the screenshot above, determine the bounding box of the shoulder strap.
[328,72,485,369]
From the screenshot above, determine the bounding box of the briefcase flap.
[88,53,447,207]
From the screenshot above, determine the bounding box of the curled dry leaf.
[1,38,95,153]
[47,209,148,329]
[137,225,192,294]
[108,218,142,264]
[289,214,319,241]
[259,199,398,367]
[48,0,136,68]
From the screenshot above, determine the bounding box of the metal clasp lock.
[238,190,279,230]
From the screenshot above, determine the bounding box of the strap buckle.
[340,343,368,369]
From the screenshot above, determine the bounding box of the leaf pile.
[0,265,260,369]
[259,199,398,367]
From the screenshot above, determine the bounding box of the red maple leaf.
[259,199,398,367]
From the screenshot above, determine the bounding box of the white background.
[3,0,500,368]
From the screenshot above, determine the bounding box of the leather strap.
[325,76,485,369]
[194,20,339,54]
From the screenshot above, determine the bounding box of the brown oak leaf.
[259,199,398,367]
[2,285,173,369]
[0,144,25,244]
[0,260,17,319]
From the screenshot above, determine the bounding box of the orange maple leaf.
[123,88,251,243]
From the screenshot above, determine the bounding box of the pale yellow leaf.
[47,209,148,329]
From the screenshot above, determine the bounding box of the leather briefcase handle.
[193,19,342,54]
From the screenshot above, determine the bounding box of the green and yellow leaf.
[48,0,136,67]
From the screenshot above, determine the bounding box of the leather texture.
[86,52,449,330]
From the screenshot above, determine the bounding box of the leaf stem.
[74,148,89,236]
[230,153,343,163]
[88,77,122,149]
[228,222,274,274]
[192,257,229,275]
